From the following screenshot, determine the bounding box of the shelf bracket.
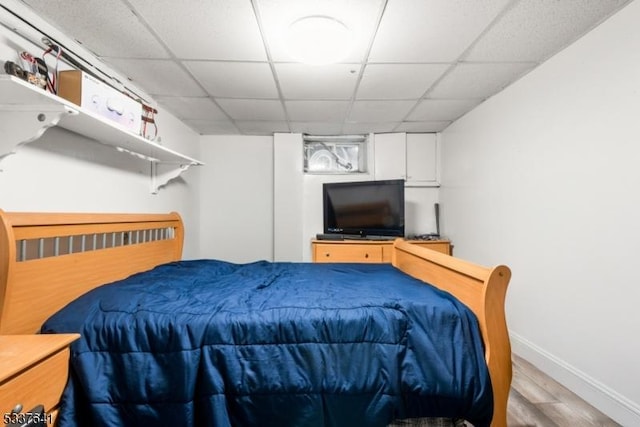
[0,105,78,170]
[150,162,193,194]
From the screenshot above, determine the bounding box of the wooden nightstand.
[0,334,80,426]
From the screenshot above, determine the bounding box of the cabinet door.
[406,133,438,185]
[374,133,406,180]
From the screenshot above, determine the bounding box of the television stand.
[311,239,452,263]
[315,234,399,241]
[360,235,397,241]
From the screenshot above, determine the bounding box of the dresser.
[1,334,80,426]
[311,239,451,263]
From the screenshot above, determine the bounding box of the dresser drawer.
[314,243,384,263]
[0,347,70,418]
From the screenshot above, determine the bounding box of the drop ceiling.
[16,0,633,135]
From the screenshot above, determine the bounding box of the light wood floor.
[508,354,620,426]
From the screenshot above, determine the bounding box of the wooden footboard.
[392,239,512,427]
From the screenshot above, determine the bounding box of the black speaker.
[434,203,440,237]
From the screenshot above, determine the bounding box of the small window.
[303,134,368,174]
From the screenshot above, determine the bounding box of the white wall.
[440,1,640,425]
[199,135,273,263]
[0,23,201,258]
[273,133,304,261]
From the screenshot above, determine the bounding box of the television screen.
[323,179,405,238]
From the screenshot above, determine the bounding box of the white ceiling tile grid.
[19,0,634,136]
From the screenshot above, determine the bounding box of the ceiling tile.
[184,119,239,135]
[276,63,359,99]
[428,63,536,99]
[396,121,451,132]
[256,0,385,63]
[185,61,279,98]
[106,59,206,97]
[128,0,267,61]
[289,122,345,135]
[154,96,228,120]
[235,121,291,135]
[407,99,482,121]
[356,64,449,100]
[217,99,286,121]
[18,0,631,136]
[285,101,351,121]
[348,100,416,122]
[23,0,169,58]
[368,0,511,62]
[466,0,630,62]
[342,122,400,134]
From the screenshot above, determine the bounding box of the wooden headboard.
[0,210,184,335]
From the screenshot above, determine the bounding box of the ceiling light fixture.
[285,15,353,65]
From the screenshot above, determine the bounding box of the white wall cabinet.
[373,133,438,186]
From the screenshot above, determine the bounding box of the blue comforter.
[42,260,492,427]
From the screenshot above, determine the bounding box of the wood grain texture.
[311,239,452,262]
[0,334,79,416]
[0,210,184,334]
[1,212,511,425]
[391,239,511,427]
[508,355,621,426]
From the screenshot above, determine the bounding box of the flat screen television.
[322,179,405,238]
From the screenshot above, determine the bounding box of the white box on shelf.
[57,70,142,134]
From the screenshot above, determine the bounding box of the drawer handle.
[325,253,330,257]
[364,253,369,258]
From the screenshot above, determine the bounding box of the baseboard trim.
[510,332,640,427]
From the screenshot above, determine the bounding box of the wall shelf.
[0,75,203,192]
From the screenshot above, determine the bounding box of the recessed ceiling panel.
[256,0,385,63]
[276,63,359,99]
[286,101,351,121]
[357,64,449,100]
[466,0,630,62]
[217,99,286,121]
[407,99,482,121]
[348,100,416,122]
[235,121,291,135]
[23,0,169,58]
[289,122,345,135]
[106,59,206,97]
[19,0,631,136]
[185,61,279,99]
[128,0,267,61]
[396,121,451,132]
[154,96,228,121]
[184,119,239,135]
[428,63,536,99]
[368,0,511,62]
[342,122,400,134]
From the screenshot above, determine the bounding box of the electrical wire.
[41,42,62,94]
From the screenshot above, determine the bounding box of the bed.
[0,210,512,427]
